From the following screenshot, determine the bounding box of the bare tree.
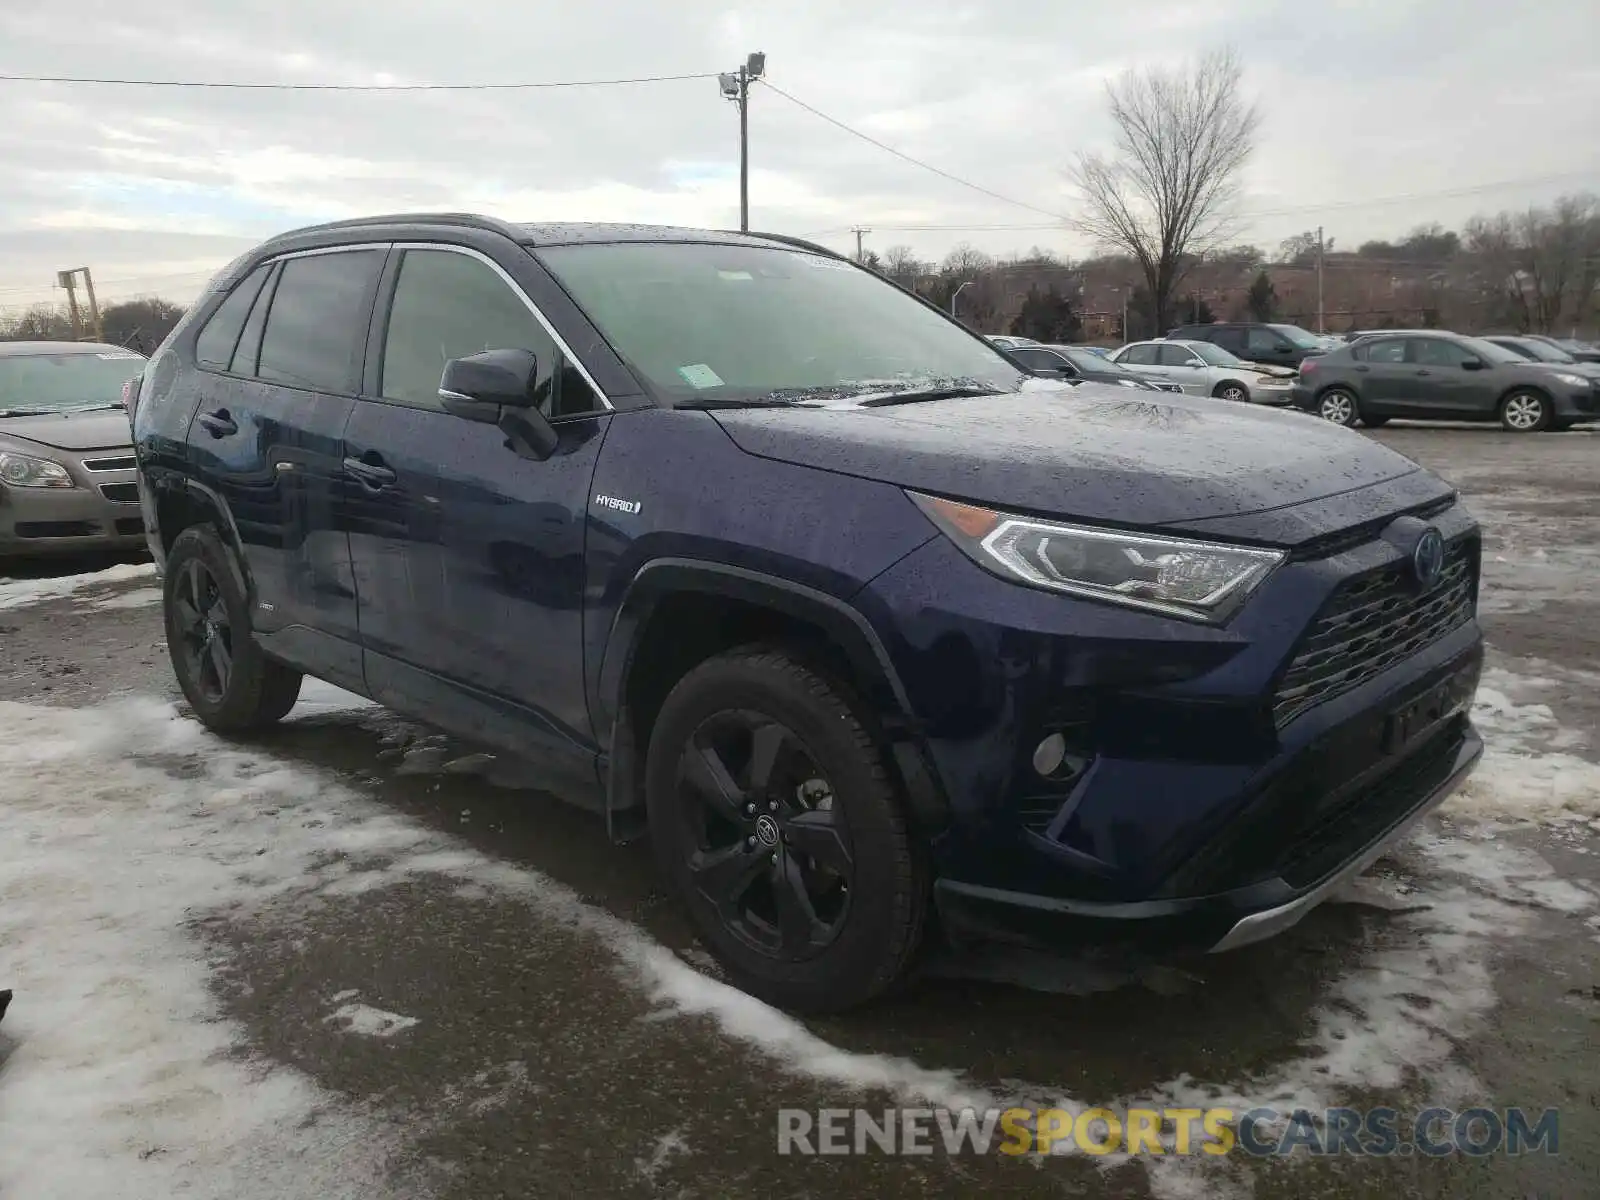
[1463,194,1600,332]
[880,244,924,286]
[940,242,994,279]
[1068,49,1261,332]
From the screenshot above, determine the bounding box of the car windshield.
[539,242,1027,404]
[1507,339,1573,363]
[1267,324,1325,349]
[1059,347,1135,375]
[0,351,146,414]
[1460,337,1527,365]
[1188,342,1245,367]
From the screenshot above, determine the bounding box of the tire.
[163,525,302,731]
[1499,390,1551,433]
[1361,415,1390,428]
[645,646,927,1012]
[1213,381,1250,402]
[1316,387,1360,427]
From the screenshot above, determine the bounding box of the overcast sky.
[2,0,1597,311]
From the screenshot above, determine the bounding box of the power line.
[0,70,721,91]
[757,80,1069,222]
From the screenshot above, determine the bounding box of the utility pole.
[851,226,871,263]
[55,267,103,341]
[1315,225,1325,334]
[718,52,765,232]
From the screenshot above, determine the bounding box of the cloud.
[0,0,1596,305]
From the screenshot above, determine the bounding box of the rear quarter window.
[194,265,270,371]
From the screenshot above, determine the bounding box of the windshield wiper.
[0,408,55,418]
[853,385,1008,407]
[673,396,799,410]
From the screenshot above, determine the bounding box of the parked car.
[1067,344,1114,359]
[986,335,1041,351]
[1004,343,1182,392]
[1165,322,1329,368]
[1109,339,1297,404]
[1292,331,1599,431]
[1521,334,1600,364]
[1,341,148,559]
[134,213,1485,1012]
[1483,336,1600,383]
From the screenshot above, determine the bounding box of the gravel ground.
[1,423,1596,1198]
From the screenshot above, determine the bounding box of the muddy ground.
[1,423,1596,1198]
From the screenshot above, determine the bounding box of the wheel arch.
[595,559,947,840]
[153,479,252,597]
[1211,378,1250,398]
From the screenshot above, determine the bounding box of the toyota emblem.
[1412,527,1445,589]
[754,814,780,846]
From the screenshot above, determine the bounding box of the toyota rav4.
[131,214,1484,1012]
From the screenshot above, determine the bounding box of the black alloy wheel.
[171,556,234,704]
[674,709,854,961]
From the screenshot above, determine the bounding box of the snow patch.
[325,1004,419,1039]
[0,561,154,611]
[87,586,162,610]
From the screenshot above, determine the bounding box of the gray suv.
[1,342,147,557]
[1292,332,1599,432]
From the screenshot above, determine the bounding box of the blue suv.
[131,214,1484,1012]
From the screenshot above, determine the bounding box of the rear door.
[184,246,383,688]
[1350,336,1410,413]
[344,242,611,758]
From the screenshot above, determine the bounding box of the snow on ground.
[1448,665,1600,826]
[87,587,162,611]
[0,664,1595,1197]
[0,562,154,612]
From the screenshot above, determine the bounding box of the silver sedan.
[1109,339,1297,405]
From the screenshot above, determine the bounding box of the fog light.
[1032,733,1067,777]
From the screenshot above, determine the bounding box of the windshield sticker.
[794,253,853,271]
[717,269,753,281]
[676,363,725,389]
[96,352,142,360]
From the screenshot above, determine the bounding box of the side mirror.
[438,348,560,461]
[1461,359,1486,371]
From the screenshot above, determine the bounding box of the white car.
[1109,339,1297,405]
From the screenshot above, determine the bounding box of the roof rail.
[266,212,524,241]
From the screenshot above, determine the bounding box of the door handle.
[1353,366,1370,373]
[1415,369,1433,377]
[197,409,237,437]
[343,455,397,489]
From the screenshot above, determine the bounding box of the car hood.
[710,384,1431,537]
[1526,360,1600,379]
[1250,364,1299,380]
[0,408,132,451]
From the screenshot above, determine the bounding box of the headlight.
[0,451,74,488]
[1551,372,1588,387]
[909,492,1285,622]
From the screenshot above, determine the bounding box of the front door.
[344,243,610,760]
[1156,344,1212,394]
[1404,336,1496,416]
[183,247,383,689]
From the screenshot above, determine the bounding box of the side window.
[1365,338,1406,364]
[230,264,278,376]
[1245,327,1282,352]
[1122,344,1157,366]
[1210,327,1245,352]
[1158,344,1198,367]
[380,248,600,418]
[256,250,383,393]
[1410,338,1472,367]
[1011,347,1062,372]
[193,266,269,370]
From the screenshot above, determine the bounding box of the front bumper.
[857,494,1484,956]
[935,716,1480,954]
[0,460,145,555]
[1248,381,1297,406]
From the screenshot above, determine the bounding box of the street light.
[951,279,975,317]
[717,51,765,232]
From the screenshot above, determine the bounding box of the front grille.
[1273,539,1476,727]
[82,455,137,472]
[15,521,97,539]
[99,482,140,503]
